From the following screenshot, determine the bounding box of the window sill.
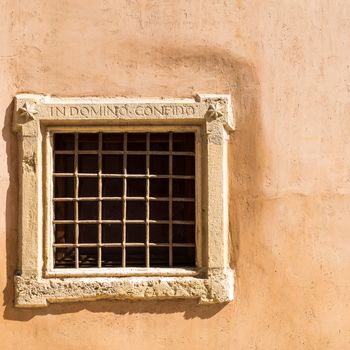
[15,268,234,307]
[45,267,201,278]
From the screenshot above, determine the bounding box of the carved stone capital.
[13,94,44,133]
[206,102,224,119]
[18,101,38,121]
[194,93,235,131]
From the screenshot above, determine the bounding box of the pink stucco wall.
[1,1,350,349]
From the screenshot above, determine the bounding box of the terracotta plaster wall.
[1,1,350,349]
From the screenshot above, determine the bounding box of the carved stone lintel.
[13,93,235,131]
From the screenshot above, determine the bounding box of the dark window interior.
[53,132,196,268]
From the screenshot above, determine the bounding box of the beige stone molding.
[13,93,235,307]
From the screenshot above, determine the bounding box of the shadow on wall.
[2,45,262,321]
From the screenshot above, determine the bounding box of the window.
[53,132,196,269]
[13,94,234,307]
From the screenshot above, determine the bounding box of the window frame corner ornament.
[17,101,38,121]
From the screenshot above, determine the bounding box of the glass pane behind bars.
[53,132,196,268]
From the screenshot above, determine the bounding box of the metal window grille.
[53,132,196,268]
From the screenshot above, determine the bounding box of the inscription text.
[49,104,198,118]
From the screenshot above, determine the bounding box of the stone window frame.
[13,93,235,307]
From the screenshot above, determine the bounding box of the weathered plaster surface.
[1,0,350,349]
